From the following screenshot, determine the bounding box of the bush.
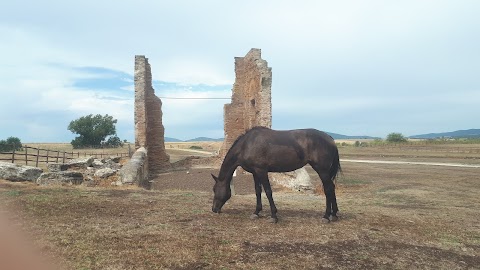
[354,141,369,147]
[103,136,124,148]
[0,137,23,152]
[386,132,408,143]
[189,145,203,150]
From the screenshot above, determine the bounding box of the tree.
[386,132,408,143]
[68,114,121,148]
[0,137,23,152]
[103,135,124,148]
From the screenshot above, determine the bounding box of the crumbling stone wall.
[220,49,312,190]
[221,49,272,156]
[134,55,171,175]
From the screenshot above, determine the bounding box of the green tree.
[68,114,120,148]
[386,132,408,143]
[0,137,22,152]
[103,135,124,148]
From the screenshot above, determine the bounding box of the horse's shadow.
[222,207,357,223]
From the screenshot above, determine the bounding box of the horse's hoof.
[322,217,330,224]
[268,217,278,223]
[250,214,260,220]
[330,216,339,222]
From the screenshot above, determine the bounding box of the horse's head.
[211,174,231,213]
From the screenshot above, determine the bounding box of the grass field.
[0,141,479,269]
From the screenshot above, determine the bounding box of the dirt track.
[341,159,480,168]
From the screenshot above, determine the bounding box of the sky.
[1,0,479,142]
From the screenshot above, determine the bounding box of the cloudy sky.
[1,1,479,142]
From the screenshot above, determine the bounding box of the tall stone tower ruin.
[134,55,171,174]
[221,48,272,156]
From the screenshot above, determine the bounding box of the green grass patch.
[340,178,371,185]
[3,189,21,197]
[439,234,464,247]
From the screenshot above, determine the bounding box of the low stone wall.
[117,147,148,187]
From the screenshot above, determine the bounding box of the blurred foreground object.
[0,213,58,270]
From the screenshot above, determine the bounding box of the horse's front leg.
[261,176,278,223]
[251,178,263,219]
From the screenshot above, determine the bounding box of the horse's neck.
[218,152,237,182]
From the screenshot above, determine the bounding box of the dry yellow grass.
[1,143,480,269]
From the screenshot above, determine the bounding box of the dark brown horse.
[212,127,341,223]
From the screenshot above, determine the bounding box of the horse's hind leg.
[251,177,263,219]
[330,182,339,221]
[312,165,338,222]
[320,174,333,222]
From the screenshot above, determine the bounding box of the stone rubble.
[0,161,43,182]
[0,156,124,186]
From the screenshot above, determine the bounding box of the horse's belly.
[267,163,304,173]
[242,144,308,172]
[265,151,306,172]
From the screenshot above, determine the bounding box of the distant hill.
[185,137,224,142]
[165,137,183,142]
[166,133,378,142]
[327,132,380,140]
[164,137,223,142]
[409,129,480,139]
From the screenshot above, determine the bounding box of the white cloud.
[1,1,479,141]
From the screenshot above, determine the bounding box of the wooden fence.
[0,145,132,168]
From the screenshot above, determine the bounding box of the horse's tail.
[329,146,342,184]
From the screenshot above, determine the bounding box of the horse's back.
[234,127,337,172]
[241,127,334,147]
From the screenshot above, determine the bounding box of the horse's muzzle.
[212,207,221,213]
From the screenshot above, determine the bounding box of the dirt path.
[341,159,480,168]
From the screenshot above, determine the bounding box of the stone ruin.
[116,50,311,191]
[220,48,272,157]
[134,55,171,173]
[221,49,312,191]
[117,56,171,186]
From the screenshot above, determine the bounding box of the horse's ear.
[211,174,218,182]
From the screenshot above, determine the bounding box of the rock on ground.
[36,171,84,185]
[94,168,116,178]
[47,156,94,172]
[0,162,43,182]
[117,148,147,185]
[270,167,312,191]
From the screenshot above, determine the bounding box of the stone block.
[0,162,43,182]
[36,171,84,185]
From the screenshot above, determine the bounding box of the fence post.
[128,144,132,157]
[25,146,28,165]
[46,149,49,164]
[36,148,40,167]
[62,151,66,163]
[56,151,59,163]
[11,148,15,163]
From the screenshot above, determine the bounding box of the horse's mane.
[228,126,269,152]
